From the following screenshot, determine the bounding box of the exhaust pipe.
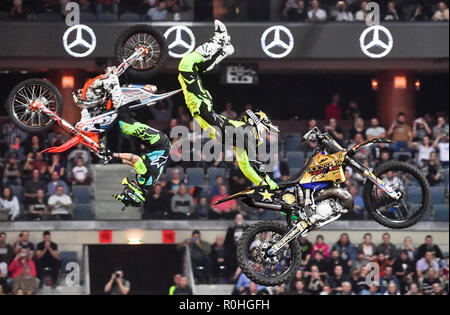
[315,187,354,211]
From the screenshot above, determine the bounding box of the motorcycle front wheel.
[236,221,301,286]
[6,79,63,133]
[363,161,430,229]
[115,24,168,81]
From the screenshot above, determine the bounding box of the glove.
[263,175,279,190]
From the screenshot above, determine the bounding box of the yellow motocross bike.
[213,127,430,286]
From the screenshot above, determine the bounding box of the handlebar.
[302,127,344,153]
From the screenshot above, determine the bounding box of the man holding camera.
[104,268,130,295]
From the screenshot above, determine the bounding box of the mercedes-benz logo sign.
[63,24,96,58]
[164,26,196,59]
[261,26,294,59]
[359,25,393,59]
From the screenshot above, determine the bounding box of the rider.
[111,110,171,208]
[178,20,279,190]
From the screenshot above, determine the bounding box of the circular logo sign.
[63,24,96,58]
[261,25,294,59]
[164,25,196,58]
[359,25,393,59]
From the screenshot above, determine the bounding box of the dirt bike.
[5,24,180,162]
[213,126,430,286]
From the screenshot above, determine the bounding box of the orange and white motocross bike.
[6,25,180,163]
[214,126,430,286]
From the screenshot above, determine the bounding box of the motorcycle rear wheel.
[237,221,301,286]
[6,78,63,133]
[363,161,430,229]
[115,24,168,81]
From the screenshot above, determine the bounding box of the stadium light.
[394,76,407,89]
[127,238,143,245]
[62,75,74,89]
[371,79,379,90]
[415,79,421,91]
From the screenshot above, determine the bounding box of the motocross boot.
[195,20,232,62]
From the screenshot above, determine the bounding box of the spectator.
[104,268,130,295]
[405,282,421,295]
[284,0,308,21]
[210,185,239,220]
[288,280,309,295]
[23,152,48,177]
[167,168,182,195]
[12,231,35,257]
[150,97,174,120]
[412,117,432,141]
[2,122,27,146]
[308,0,327,22]
[171,184,194,219]
[367,283,380,295]
[168,273,182,295]
[410,135,435,166]
[2,155,22,186]
[9,0,27,19]
[431,282,446,295]
[221,102,237,120]
[68,143,90,164]
[47,185,72,219]
[329,265,351,294]
[351,250,370,275]
[0,263,6,294]
[332,1,353,21]
[327,249,348,275]
[211,175,225,196]
[384,282,400,295]
[269,153,289,183]
[377,232,398,260]
[36,231,60,288]
[338,281,355,295]
[0,187,21,221]
[0,232,13,265]
[416,250,439,278]
[173,276,193,295]
[210,235,228,282]
[178,230,211,283]
[72,157,90,185]
[320,285,332,295]
[358,233,377,260]
[194,196,209,220]
[332,233,357,268]
[305,265,326,295]
[12,265,38,295]
[8,136,25,161]
[355,1,368,21]
[416,235,444,260]
[410,3,428,21]
[147,0,168,20]
[47,171,69,196]
[387,112,413,151]
[96,0,118,14]
[349,117,365,140]
[433,132,449,168]
[311,234,330,259]
[325,93,342,121]
[299,237,313,267]
[366,118,386,140]
[28,189,50,221]
[48,154,65,179]
[25,135,42,155]
[8,248,36,281]
[420,267,441,295]
[224,213,248,274]
[372,252,391,277]
[393,250,415,284]
[324,118,345,147]
[380,265,400,293]
[348,186,365,218]
[433,115,449,139]
[142,184,171,219]
[399,236,416,260]
[432,1,449,21]
[425,151,444,186]
[384,1,400,21]
[306,250,328,275]
[23,169,47,205]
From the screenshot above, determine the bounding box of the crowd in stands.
[170,215,449,295]
[0,90,449,221]
[0,0,448,22]
[0,121,93,221]
[0,230,61,295]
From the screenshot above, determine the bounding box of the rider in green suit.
[178,20,279,190]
